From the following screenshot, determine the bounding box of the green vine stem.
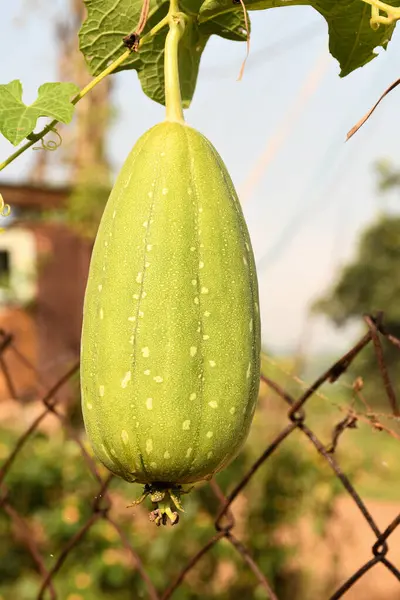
[0,16,169,173]
[361,0,400,28]
[164,0,186,123]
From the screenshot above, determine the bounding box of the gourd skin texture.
[81,121,261,485]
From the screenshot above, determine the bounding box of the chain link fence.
[0,313,399,599]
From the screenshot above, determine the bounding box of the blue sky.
[1,0,400,357]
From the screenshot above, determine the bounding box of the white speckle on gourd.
[99,385,105,397]
[191,279,197,286]
[190,392,197,400]
[249,319,253,332]
[143,220,148,227]
[133,293,139,300]
[230,407,236,415]
[146,244,152,251]
[121,371,131,388]
[209,360,216,367]
[148,191,153,198]
[243,256,248,266]
[186,447,193,458]
[187,187,192,195]
[144,369,151,375]
[190,346,197,357]
[208,401,218,409]
[146,398,153,410]
[141,347,150,358]
[136,272,143,284]
[246,363,251,379]
[87,402,93,410]
[199,207,203,213]
[146,439,153,454]
[194,297,199,305]
[99,308,104,320]
[162,188,168,195]
[201,287,209,294]
[190,246,196,252]
[150,462,157,468]
[153,376,163,383]
[204,311,210,317]
[110,449,117,456]
[121,430,129,445]
[112,210,116,218]
[145,261,150,268]
[139,311,144,318]
[203,334,209,340]
[128,316,136,322]
[164,451,170,459]
[206,431,213,438]
[182,420,191,430]
[98,284,102,292]
[207,451,213,459]
[199,261,204,269]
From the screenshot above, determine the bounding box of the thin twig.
[347,77,400,140]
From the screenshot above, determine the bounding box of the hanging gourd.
[81,4,261,526]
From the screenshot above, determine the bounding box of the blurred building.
[0,182,91,401]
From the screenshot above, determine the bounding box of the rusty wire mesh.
[0,313,400,599]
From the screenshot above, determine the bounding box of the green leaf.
[79,0,248,107]
[0,81,79,146]
[198,0,400,77]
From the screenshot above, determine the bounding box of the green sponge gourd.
[81,121,261,522]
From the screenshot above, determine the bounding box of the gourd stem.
[165,2,186,123]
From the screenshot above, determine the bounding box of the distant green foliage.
[0,407,342,600]
[315,216,400,325]
[66,180,111,239]
[314,164,400,407]
[40,180,111,240]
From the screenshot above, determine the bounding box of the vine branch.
[0,16,168,173]
[361,0,400,28]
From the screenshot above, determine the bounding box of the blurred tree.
[30,0,112,238]
[57,0,112,239]
[313,163,400,408]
